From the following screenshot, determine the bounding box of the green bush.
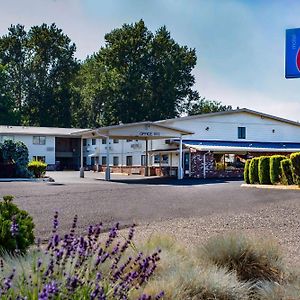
[258,156,271,184]
[243,159,251,184]
[249,157,260,184]
[201,234,284,283]
[270,155,286,184]
[0,140,30,178]
[281,159,294,185]
[290,152,300,185]
[28,160,47,178]
[0,195,35,253]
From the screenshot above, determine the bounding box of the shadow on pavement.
[96,177,243,186]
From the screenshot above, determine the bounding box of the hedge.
[28,160,47,178]
[290,152,300,185]
[258,156,271,184]
[243,159,251,184]
[280,159,294,185]
[269,155,286,184]
[249,157,260,184]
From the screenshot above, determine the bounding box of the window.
[238,127,246,139]
[83,139,87,146]
[113,156,119,166]
[92,138,96,145]
[113,139,119,144]
[126,139,133,142]
[33,156,45,162]
[33,136,46,145]
[154,155,160,164]
[161,154,169,164]
[126,156,133,166]
[141,155,147,166]
[101,156,107,165]
[102,139,107,144]
[83,157,87,167]
[91,157,95,166]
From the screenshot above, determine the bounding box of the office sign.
[286,28,300,78]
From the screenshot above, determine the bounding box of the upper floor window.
[102,139,107,144]
[113,139,119,144]
[83,139,87,146]
[238,127,246,139]
[92,138,96,145]
[33,136,46,145]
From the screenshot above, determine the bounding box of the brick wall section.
[190,151,244,179]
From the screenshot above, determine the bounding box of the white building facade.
[2,108,300,178]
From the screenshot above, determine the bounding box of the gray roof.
[0,125,87,137]
[156,108,300,127]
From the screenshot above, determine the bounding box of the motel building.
[2,108,300,180]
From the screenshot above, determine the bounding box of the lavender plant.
[0,212,164,299]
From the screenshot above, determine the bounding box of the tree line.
[0,20,232,128]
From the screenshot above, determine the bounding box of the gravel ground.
[131,198,300,266]
[1,171,299,266]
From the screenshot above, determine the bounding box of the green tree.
[186,97,232,116]
[74,20,199,126]
[0,64,16,124]
[0,23,78,127]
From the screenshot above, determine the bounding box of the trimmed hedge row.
[244,152,300,186]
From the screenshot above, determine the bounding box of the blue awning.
[180,140,300,153]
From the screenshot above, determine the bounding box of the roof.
[72,121,193,140]
[181,140,300,153]
[0,125,87,137]
[156,108,300,127]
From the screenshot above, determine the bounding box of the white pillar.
[178,135,183,180]
[105,137,111,181]
[203,153,206,179]
[145,138,149,176]
[80,137,84,178]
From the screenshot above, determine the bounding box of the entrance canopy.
[72,121,193,180]
[73,121,193,140]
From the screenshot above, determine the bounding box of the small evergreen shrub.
[0,195,35,253]
[28,160,47,178]
[201,234,284,283]
[269,155,286,184]
[249,157,260,184]
[281,159,294,185]
[290,152,300,185]
[243,159,251,184]
[258,156,271,185]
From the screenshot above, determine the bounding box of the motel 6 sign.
[285,28,300,78]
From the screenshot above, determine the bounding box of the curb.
[241,183,300,190]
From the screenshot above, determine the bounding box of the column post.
[105,137,111,181]
[178,135,183,180]
[80,137,84,178]
[145,138,149,176]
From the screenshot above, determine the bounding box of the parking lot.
[1,171,300,249]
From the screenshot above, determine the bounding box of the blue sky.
[1,0,300,121]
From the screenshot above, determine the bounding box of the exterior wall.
[0,134,56,165]
[160,112,300,142]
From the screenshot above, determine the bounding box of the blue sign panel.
[286,28,300,78]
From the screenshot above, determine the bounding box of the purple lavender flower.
[38,281,59,300]
[10,217,19,237]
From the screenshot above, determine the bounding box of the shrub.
[0,213,162,299]
[201,234,284,283]
[281,159,294,185]
[243,159,251,184]
[258,156,271,184]
[0,140,30,178]
[0,195,35,253]
[290,152,300,185]
[28,160,47,178]
[269,155,286,184]
[249,157,260,184]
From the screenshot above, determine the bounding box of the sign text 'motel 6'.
[285,28,300,78]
